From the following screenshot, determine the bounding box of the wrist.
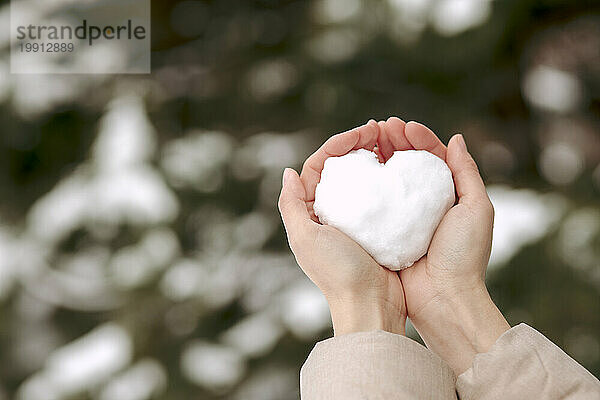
[327,295,406,336]
[411,284,510,375]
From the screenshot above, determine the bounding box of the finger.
[404,121,447,160]
[354,119,380,149]
[306,200,318,222]
[278,168,313,242]
[377,117,412,161]
[446,134,490,206]
[301,120,379,201]
[373,145,385,162]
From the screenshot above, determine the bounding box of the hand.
[278,120,406,336]
[378,117,510,375]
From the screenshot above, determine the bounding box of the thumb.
[278,168,313,245]
[446,134,491,209]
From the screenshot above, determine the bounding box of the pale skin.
[278,117,510,376]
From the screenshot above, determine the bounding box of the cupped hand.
[378,117,509,374]
[278,120,406,336]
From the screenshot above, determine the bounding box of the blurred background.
[0,0,599,399]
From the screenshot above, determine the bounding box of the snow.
[313,149,455,270]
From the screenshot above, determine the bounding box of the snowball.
[313,149,455,270]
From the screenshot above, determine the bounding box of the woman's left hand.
[278,120,406,336]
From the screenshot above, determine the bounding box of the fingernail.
[282,168,291,185]
[456,134,467,151]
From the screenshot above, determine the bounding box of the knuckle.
[278,194,297,219]
[301,156,317,175]
[464,157,480,174]
[477,198,494,219]
[277,193,287,214]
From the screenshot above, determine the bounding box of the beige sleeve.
[457,323,600,399]
[300,330,457,400]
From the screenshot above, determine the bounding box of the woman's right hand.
[377,117,510,375]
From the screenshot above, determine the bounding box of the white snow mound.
[313,149,455,270]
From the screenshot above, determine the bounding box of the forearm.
[411,284,510,375]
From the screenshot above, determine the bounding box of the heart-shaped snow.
[313,149,455,270]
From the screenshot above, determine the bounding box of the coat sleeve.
[456,323,600,399]
[300,330,457,400]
